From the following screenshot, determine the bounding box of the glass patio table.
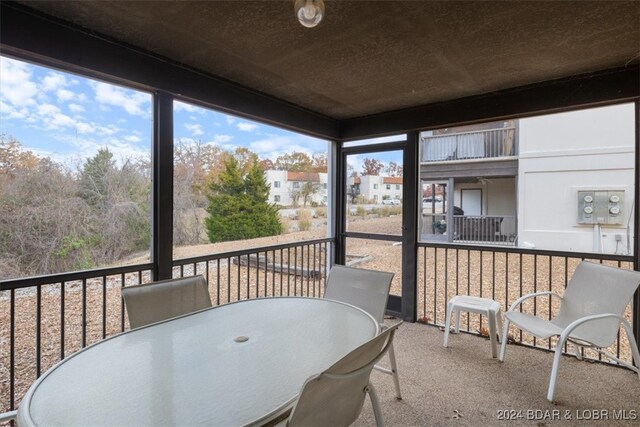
[17,297,379,426]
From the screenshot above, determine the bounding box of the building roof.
[287,171,321,182]
[383,177,403,185]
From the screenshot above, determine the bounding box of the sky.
[0,55,345,171]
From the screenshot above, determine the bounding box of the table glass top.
[21,297,378,426]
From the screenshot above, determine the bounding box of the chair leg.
[455,308,461,334]
[387,341,402,400]
[621,321,640,379]
[366,383,384,427]
[499,318,510,362]
[547,335,567,402]
[488,310,498,358]
[496,309,504,343]
[444,301,454,347]
[573,343,583,361]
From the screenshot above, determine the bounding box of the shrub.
[298,209,313,231]
[205,158,282,242]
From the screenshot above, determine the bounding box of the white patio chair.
[122,275,212,329]
[286,321,402,427]
[499,261,640,401]
[324,265,402,400]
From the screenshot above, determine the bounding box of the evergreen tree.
[205,158,282,243]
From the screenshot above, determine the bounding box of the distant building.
[265,170,328,206]
[419,103,635,254]
[347,175,403,202]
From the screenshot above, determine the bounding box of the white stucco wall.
[517,103,635,254]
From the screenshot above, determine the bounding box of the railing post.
[633,100,639,355]
[152,91,174,281]
[402,131,419,322]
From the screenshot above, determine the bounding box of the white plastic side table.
[444,295,503,358]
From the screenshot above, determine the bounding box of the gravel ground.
[0,215,635,414]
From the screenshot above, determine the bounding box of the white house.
[347,175,403,202]
[265,170,328,206]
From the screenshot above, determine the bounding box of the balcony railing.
[417,243,635,367]
[0,238,333,415]
[422,214,517,246]
[453,215,516,246]
[421,126,516,162]
[2,237,638,415]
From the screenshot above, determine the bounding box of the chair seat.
[505,311,599,344]
[504,311,564,340]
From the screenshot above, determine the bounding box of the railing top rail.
[173,237,335,266]
[452,215,516,218]
[420,126,516,140]
[417,241,634,262]
[0,263,155,291]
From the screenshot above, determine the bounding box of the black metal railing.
[0,238,333,415]
[171,238,332,303]
[421,214,517,246]
[417,242,636,366]
[453,215,517,246]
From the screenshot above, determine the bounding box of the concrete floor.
[354,322,640,427]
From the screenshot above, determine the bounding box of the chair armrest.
[507,291,563,312]
[560,313,630,342]
[0,410,17,422]
[379,320,403,331]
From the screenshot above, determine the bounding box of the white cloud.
[56,89,75,102]
[96,124,121,136]
[209,134,233,144]
[76,122,96,134]
[125,134,142,143]
[174,101,203,113]
[69,103,85,113]
[92,82,150,116]
[246,134,327,159]
[225,115,236,125]
[185,123,204,136]
[0,101,29,119]
[41,72,68,92]
[0,57,38,107]
[49,113,76,129]
[38,104,61,116]
[237,122,259,132]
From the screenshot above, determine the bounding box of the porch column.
[402,131,419,321]
[633,100,640,353]
[152,91,174,280]
[447,177,455,243]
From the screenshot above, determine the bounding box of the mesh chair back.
[122,275,212,329]
[553,261,640,347]
[287,322,400,427]
[325,265,394,324]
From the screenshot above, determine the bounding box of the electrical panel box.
[577,190,624,225]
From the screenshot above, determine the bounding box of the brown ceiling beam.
[340,66,640,141]
[0,2,340,140]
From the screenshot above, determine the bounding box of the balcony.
[420,127,517,164]
[2,241,638,424]
[422,215,517,246]
[1,1,639,425]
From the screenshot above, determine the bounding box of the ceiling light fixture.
[294,0,325,28]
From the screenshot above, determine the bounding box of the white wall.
[265,170,290,205]
[518,103,635,254]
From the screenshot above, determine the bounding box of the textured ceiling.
[19,0,640,120]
